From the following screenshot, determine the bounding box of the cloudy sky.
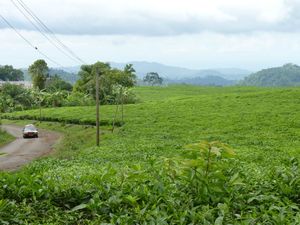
[0,0,300,71]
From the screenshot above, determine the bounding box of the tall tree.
[28,59,49,90]
[143,72,163,86]
[74,61,136,103]
[124,64,135,74]
[74,62,110,98]
[123,64,136,86]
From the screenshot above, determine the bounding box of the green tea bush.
[0,141,241,224]
[2,114,121,127]
[2,86,300,223]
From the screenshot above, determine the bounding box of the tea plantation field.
[1,85,300,224]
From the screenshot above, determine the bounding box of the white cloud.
[1,0,299,35]
[2,27,300,70]
[1,0,300,70]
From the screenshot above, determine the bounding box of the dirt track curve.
[0,125,60,171]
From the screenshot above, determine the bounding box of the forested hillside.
[166,75,236,86]
[241,63,300,86]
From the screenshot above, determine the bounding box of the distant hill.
[22,68,78,84]
[21,61,250,86]
[58,61,251,80]
[58,66,81,74]
[109,61,251,80]
[241,64,300,86]
[110,61,198,79]
[166,75,236,86]
[214,68,252,80]
[110,62,241,86]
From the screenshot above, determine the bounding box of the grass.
[0,126,14,147]
[1,85,300,224]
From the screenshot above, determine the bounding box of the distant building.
[0,81,33,89]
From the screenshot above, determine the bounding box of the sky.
[1,0,300,71]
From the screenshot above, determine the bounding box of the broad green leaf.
[70,203,87,212]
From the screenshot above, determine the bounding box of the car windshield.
[24,126,36,131]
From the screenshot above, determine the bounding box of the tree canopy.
[74,62,136,104]
[143,72,163,86]
[0,83,36,112]
[0,60,138,112]
[28,59,49,90]
[0,65,24,81]
[45,74,73,92]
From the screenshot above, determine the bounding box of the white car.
[23,124,39,138]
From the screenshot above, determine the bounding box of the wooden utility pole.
[96,68,100,146]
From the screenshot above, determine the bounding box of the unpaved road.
[0,125,60,171]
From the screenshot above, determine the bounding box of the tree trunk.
[96,70,100,146]
[121,87,124,124]
[112,103,119,133]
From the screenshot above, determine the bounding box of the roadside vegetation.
[0,60,137,113]
[0,65,24,81]
[0,128,14,147]
[1,85,300,223]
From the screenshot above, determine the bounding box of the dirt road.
[0,125,60,171]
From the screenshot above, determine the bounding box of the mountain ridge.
[20,61,252,86]
[241,63,300,86]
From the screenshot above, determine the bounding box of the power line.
[0,14,64,67]
[16,0,86,64]
[10,0,81,64]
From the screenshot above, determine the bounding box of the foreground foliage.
[1,139,242,224]
[0,83,94,112]
[1,85,300,223]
